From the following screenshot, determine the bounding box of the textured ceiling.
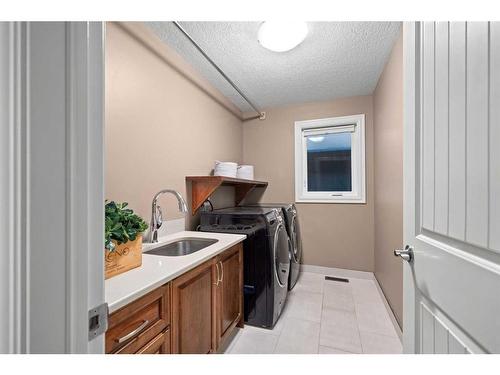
[146,22,401,113]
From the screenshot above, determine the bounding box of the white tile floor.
[222,272,402,354]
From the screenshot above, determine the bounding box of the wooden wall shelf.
[186,176,268,215]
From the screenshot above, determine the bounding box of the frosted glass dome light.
[258,21,308,52]
[308,136,325,143]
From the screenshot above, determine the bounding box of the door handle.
[394,245,414,262]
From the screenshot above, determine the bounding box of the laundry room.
[103,21,404,354]
[4,0,500,364]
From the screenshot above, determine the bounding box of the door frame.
[0,22,105,353]
[402,21,419,354]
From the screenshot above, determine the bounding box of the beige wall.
[105,22,243,227]
[373,32,403,325]
[107,21,403,300]
[243,96,375,271]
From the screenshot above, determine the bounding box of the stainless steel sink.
[145,238,218,256]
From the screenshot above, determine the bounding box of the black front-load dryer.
[243,203,302,290]
[200,207,290,328]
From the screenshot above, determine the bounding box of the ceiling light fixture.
[308,136,325,143]
[258,21,308,52]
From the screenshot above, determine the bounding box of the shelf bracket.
[234,184,256,206]
[186,176,268,215]
[190,179,223,215]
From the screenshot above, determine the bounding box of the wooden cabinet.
[136,329,171,354]
[107,242,243,354]
[170,244,243,353]
[171,258,216,354]
[106,285,170,354]
[215,243,243,347]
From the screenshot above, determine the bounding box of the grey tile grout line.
[350,279,365,354]
[319,283,340,353]
[322,274,398,353]
[276,280,321,353]
[352,279,402,351]
[355,279,401,339]
[317,279,325,353]
[321,279,358,354]
[353,279,398,349]
[319,276,363,354]
[271,331,280,353]
[352,295,400,339]
[271,314,284,353]
[230,273,398,354]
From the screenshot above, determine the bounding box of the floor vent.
[325,276,349,283]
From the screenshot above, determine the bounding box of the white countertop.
[105,230,246,313]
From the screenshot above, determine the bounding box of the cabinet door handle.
[219,261,224,283]
[214,262,220,286]
[115,319,149,344]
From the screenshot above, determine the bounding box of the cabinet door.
[216,243,243,348]
[171,259,216,354]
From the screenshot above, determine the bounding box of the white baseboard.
[372,275,403,340]
[300,264,403,341]
[300,264,373,280]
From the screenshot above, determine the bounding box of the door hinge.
[88,302,108,341]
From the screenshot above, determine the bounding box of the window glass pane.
[306,132,352,192]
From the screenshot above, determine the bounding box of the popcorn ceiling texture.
[147,22,401,112]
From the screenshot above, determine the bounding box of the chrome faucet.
[148,189,188,243]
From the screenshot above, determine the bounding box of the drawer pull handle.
[219,261,224,283]
[116,320,149,344]
[214,262,220,286]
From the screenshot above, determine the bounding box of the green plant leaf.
[104,200,148,251]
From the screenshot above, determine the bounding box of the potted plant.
[105,201,148,279]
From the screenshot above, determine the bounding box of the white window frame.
[294,114,366,204]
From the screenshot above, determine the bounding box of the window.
[294,114,366,203]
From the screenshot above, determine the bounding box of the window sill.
[295,197,366,204]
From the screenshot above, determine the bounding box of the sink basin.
[145,238,218,256]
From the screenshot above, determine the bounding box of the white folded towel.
[214,161,238,177]
[237,165,254,180]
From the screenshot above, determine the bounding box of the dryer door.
[273,224,291,287]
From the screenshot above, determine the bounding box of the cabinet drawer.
[106,284,170,354]
[136,329,171,354]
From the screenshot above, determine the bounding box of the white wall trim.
[0,22,104,354]
[373,276,403,340]
[65,22,105,354]
[402,21,419,354]
[300,264,373,280]
[0,21,28,354]
[86,22,106,354]
[1,21,15,354]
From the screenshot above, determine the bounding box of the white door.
[402,22,500,354]
[0,22,105,353]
